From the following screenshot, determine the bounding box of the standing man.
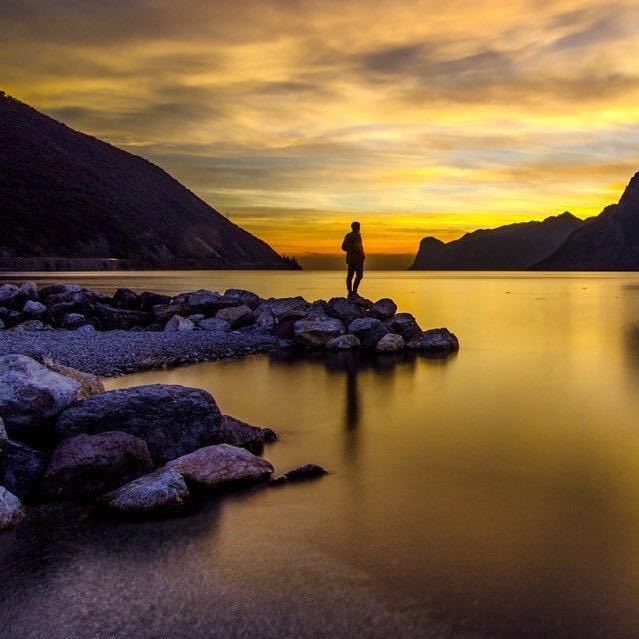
[341,221,365,298]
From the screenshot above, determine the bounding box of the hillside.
[0,92,298,270]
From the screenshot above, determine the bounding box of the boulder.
[0,440,47,500]
[23,300,46,318]
[215,304,254,328]
[166,443,273,489]
[326,297,367,324]
[56,384,222,465]
[62,312,87,330]
[294,317,345,347]
[164,314,195,332]
[18,281,38,301]
[386,312,422,341]
[188,313,206,323]
[0,354,82,442]
[198,317,231,332]
[0,284,21,308]
[348,317,390,349]
[326,334,361,350]
[178,290,244,315]
[370,298,397,320]
[39,283,82,302]
[100,468,191,516]
[224,289,263,310]
[0,486,25,530]
[76,324,96,333]
[306,300,329,318]
[271,464,328,485]
[263,297,309,320]
[113,288,139,309]
[255,310,275,333]
[43,431,153,499]
[11,320,47,331]
[407,328,460,354]
[218,415,277,453]
[94,304,153,330]
[139,291,171,311]
[152,303,187,323]
[39,356,104,400]
[375,333,405,353]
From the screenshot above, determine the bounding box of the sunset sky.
[3,0,639,266]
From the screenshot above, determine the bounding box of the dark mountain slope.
[410,212,583,270]
[535,172,639,270]
[0,92,297,270]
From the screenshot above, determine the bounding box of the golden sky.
[3,0,639,263]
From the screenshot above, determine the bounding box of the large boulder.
[272,464,328,485]
[164,315,195,332]
[326,297,367,324]
[0,440,47,501]
[254,310,275,333]
[0,354,82,442]
[0,486,25,530]
[224,289,263,310]
[0,284,21,308]
[294,317,345,347]
[139,291,171,311]
[23,300,46,318]
[198,317,231,332]
[39,283,82,302]
[215,304,254,329]
[38,357,105,400]
[263,297,309,320]
[18,281,38,301]
[369,298,397,320]
[326,334,361,350]
[112,288,139,309]
[217,415,277,453]
[100,468,191,516]
[43,431,152,499]
[348,317,390,349]
[11,320,47,332]
[166,444,273,489]
[56,384,223,465]
[386,312,422,341]
[407,328,460,354]
[62,312,87,330]
[375,333,405,353]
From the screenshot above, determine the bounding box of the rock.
[326,297,367,324]
[113,288,139,309]
[306,300,329,318]
[39,283,82,302]
[23,300,46,317]
[94,304,153,330]
[0,354,82,442]
[76,324,96,333]
[152,303,187,323]
[326,334,361,350]
[18,281,38,301]
[11,320,47,331]
[215,304,254,329]
[224,289,263,310]
[0,440,47,500]
[188,313,206,323]
[263,296,309,320]
[0,486,25,530]
[407,328,460,354]
[100,468,190,516]
[56,384,222,465]
[271,464,328,485]
[43,431,153,499]
[166,444,273,489]
[294,317,345,347]
[0,284,21,308]
[370,298,398,320]
[139,291,171,311]
[164,314,195,332]
[198,317,231,332]
[348,317,390,349]
[386,312,422,341]
[255,310,275,332]
[62,312,87,330]
[0,417,6,445]
[375,333,405,353]
[38,356,105,399]
[181,289,223,314]
[218,415,277,453]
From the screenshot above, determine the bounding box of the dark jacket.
[341,231,365,264]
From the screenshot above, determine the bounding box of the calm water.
[4,270,639,638]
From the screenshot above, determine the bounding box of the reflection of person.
[341,221,365,299]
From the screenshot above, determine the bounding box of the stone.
[100,468,191,516]
[94,304,153,330]
[0,284,21,308]
[0,440,47,501]
[215,304,254,328]
[166,443,273,489]
[255,310,275,332]
[348,317,390,349]
[180,289,223,314]
[152,303,187,323]
[224,289,263,310]
[11,320,46,331]
[188,313,206,323]
[139,291,171,311]
[375,333,405,353]
[407,328,460,354]
[39,283,82,302]
[217,415,277,453]
[23,300,46,317]
[386,312,422,341]
[75,324,96,333]
[271,464,328,485]
[43,431,153,499]
[0,354,82,442]
[370,298,398,320]
[164,314,195,332]
[0,417,6,445]
[18,281,38,301]
[62,312,87,329]
[306,300,329,318]
[39,356,105,400]
[113,288,139,309]
[56,384,222,465]
[326,334,361,350]
[263,296,309,319]
[0,486,25,530]
[294,317,345,347]
[326,297,367,325]
[198,317,231,332]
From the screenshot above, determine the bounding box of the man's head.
[351,221,360,232]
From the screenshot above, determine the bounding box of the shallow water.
[4,271,639,638]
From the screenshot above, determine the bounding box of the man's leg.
[352,263,363,295]
[346,263,354,296]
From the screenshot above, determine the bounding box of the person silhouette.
[341,221,365,298]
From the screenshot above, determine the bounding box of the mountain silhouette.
[535,172,639,270]
[410,212,583,270]
[0,92,298,270]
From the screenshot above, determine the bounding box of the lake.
[3,270,639,638]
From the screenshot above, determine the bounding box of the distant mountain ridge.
[0,92,298,270]
[534,172,639,270]
[410,212,584,270]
